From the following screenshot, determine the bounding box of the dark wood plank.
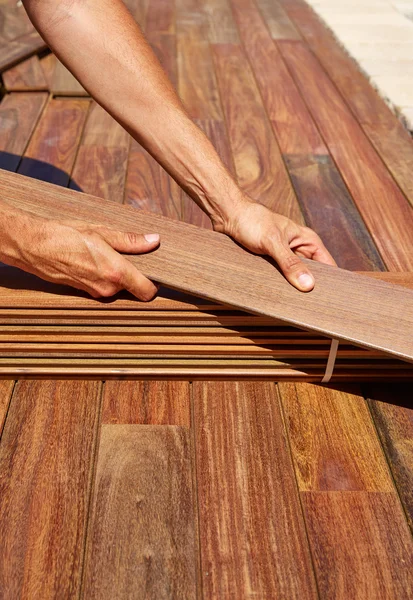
[0,380,101,599]
[212,43,302,220]
[256,0,301,39]
[284,154,385,271]
[193,381,317,598]
[2,55,48,91]
[0,92,48,172]
[278,383,393,491]
[302,491,413,599]
[0,380,14,435]
[71,103,129,200]
[229,0,326,155]
[278,40,413,271]
[18,98,89,187]
[102,380,191,426]
[2,169,412,361]
[0,30,47,72]
[366,384,413,529]
[177,10,223,119]
[82,425,197,599]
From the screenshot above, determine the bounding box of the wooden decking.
[0,0,413,598]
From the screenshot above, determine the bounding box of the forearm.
[23,0,244,228]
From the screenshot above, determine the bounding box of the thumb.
[97,229,160,254]
[269,241,315,292]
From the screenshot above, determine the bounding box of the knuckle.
[282,254,302,272]
[137,286,157,302]
[126,231,141,245]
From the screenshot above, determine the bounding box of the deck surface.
[0,0,413,598]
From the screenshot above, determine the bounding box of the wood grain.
[125,138,181,217]
[177,10,223,119]
[0,92,47,172]
[366,384,413,529]
[278,40,413,271]
[0,30,47,72]
[302,491,413,599]
[102,380,191,425]
[147,33,177,87]
[212,43,302,219]
[193,381,317,598]
[18,99,89,187]
[71,103,129,200]
[50,58,88,96]
[0,1,34,42]
[82,425,197,599]
[204,0,240,43]
[0,380,14,436]
[278,383,392,491]
[2,55,48,91]
[145,0,175,35]
[284,154,385,271]
[0,380,101,599]
[1,170,412,362]
[256,0,301,39]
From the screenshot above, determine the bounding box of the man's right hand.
[1,211,160,300]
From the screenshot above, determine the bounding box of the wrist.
[210,192,255,235]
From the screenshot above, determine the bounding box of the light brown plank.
[0,380,14,435]
[302,492,413,599]
[50,59,88,96]
[193,381,317,598]
[366,384,413,530]
[71,102,129,200]
[2,55,48,91]
[278,383,392,491]
[102,380,191,425]
[256,0,301,39]
[230,0,326,155]
[145,0,175,34]
[212,43,302,219]
[82,425,197,599]
[1,170,412,361]
[177,10,223,119]
[0,92,48,172]
[0,380,101,599]
[204,0,240,43]
[18,98,89,187]
[277,40,413,271]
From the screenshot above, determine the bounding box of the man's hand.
[217,197,337,292]
[1,211,160,300]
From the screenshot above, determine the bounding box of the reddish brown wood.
[2,55,48,91]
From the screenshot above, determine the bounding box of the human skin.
[0,0,336,300]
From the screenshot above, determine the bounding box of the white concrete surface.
[306,0,413,131]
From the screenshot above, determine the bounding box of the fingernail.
[144,233,160,243]
[298,273,314,290]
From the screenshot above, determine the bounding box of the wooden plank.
[0,380,101,599]
[256,0,301,39]
[145,0,175,34]
[229,0,326,155]
[278,40,413,271]
[203,0,240,43]
[1,170,412,361]
[284,154,385,271]
[50,59,88,96]
[0,92,48,172]
[71,103,129,200]
[147,33,177,87]
[2,55,48,91]
[362,122,413,210]
[278,383,392,491]
[0,1,34,43]
[0,380,14,436]
[193,381,317,598]
[18,99,89,187]
[177,10,223,119]
[366,383,413,529]
[102,381,191,426]
[212,43,302,219]
[0,30,47,72]
[302,492,413,599]
[82,425,197,599]
[124,139,181,217]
